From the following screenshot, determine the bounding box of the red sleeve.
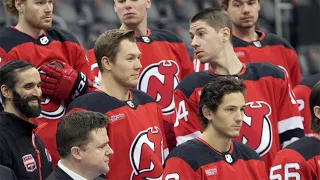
[270,149,317,180]
[293,85,313,136]
[277,75,304,148]
[73,44,93,81]
[163,157,198,180]
[286,48,300,88]
[173,89,202,145]
[156,104,169,155]
[162,112,176,151]
[176,43,194,79]
[69,45,96,94]
[86,48,101,88]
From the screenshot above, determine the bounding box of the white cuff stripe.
[278,116,304,134]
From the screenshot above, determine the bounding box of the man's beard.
[12,90,41,118]
[25,11,52,30]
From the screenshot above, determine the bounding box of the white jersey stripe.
[176,131,201,146]
[278,116,304,134]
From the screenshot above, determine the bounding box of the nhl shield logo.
[22,154,37,172]
[253,41,262,48]
[142,37,150,43]
[126,100,135,109]
[40,36,49,45]
[224,154,233,164]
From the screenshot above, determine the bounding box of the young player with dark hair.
[163,76,268,179]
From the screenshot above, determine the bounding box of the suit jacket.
[45,166,105,180]
[0,165,18,180]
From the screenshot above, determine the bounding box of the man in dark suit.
[46,111,113,180]
[0,165,17,180]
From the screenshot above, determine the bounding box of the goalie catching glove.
[40,61,89,100]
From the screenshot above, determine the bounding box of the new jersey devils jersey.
[0,27,92,166]
[193,31,300,87]
[293,73,320,136]
[86,28,194,121]
[270,136,320,180]
[163,138,268,180]
[66,90,169,180]
[173,62,304,173]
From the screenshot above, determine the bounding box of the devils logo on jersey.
[130,126,164,180]
[38,67,66,119]
[234,101,272,156]
[137,60,179,115]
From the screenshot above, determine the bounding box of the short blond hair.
[3,0,26,17]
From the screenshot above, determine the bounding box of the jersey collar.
[208,63,246,77]
[197,137,234,155]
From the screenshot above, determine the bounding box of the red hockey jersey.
[270,136,320,180]
[163,138,268,180]
[0,27,92,167]
[86,28,194,122]
[193,31,300,87]
[173,62,304,173]
[293,73,320,136]
[67,90,169,180]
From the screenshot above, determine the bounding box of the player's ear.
[221,4,228,11]
[0,85,12,101]
[114,1,117,13]
[101,56,112,71]
[202,105,213,121]
[70,146,82,160]
[313,106,320,120]
[15,0,25,13]
[146,0,151,9]
[220,27,231,43]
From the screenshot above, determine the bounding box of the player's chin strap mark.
[70,72,88,100]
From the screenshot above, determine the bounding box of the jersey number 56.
[270,163,300,180]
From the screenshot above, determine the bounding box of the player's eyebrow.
[127,53,141,57]
[23,82,39,88]
[190,27,207,37]
[195,27,207,32]
[98,141,109,148]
